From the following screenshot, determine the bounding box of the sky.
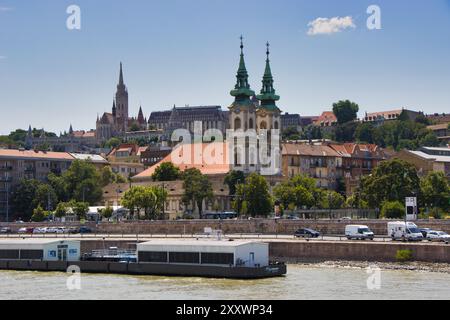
[0,0,450,135]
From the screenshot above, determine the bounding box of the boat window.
[20,250,43,260]
[169,252,200,264]
[0,250,20,259]
[201,253,234,265]
[139,251,168,263]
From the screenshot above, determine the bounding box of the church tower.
[115,62,129,133]
[228,37,258,173]
[256,42,282,174]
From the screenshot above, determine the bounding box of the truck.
[345,225,375,240]
[388,221,424,241]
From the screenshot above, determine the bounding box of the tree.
[31,205,47,222]
[334,122,358,143]
[100,166,115,187]
[380,201,405,219]
[420,172,450,211]
[54,202,68,219]
[273,175,317,211]
[152,162,182,182]
[104,137,121,149]
[62,160,102,204]
[122,186,168,220]
[360,159,420,209]
[182,168,213,218]
[355,123,375,144]
[282,126,302,141]
[224,170,245,196]
[33,184,58,211]
[69,201,89,220]
[101,205,114,220]
[235,173,273,217]
[320,191,345,209]
[332,100,359,124]
[10,179,42,221]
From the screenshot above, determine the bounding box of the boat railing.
[87,249,136,258]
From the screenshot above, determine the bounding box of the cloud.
[0,6,13,12]
[0,56,6,60]
[307,16,355,36]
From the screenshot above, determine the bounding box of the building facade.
[396,147,450,181]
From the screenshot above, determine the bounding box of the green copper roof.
[257,42,280,111]
[230,36,255,102]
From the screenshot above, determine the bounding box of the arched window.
[234,117,242,130]
[249,118,254,129]
[274,121,279,130]
[260,121,267,130]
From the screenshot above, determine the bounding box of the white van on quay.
[345,225,375,240]
[388,221,423,242]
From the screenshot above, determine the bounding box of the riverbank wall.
[2,220,450,235]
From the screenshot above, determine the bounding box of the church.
[96,63,147,141]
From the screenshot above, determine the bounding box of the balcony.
[0,176,12,183]
[0,166,13,171]
[24,166,35,173]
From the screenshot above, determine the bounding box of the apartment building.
[282,143,342,189]
[396,147,450,181]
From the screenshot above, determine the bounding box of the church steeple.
[257,42,280,111]
[230,36,255,104]
[112,99,117,117]
[119,62,124,86]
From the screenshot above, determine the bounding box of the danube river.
[1,265,449,300]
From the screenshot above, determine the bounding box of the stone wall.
[270,241,450,263]
[2,219,450,236]
[95,220,450,235]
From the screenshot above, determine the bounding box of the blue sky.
[0,0,449,135]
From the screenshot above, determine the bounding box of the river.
[0,265,449,300]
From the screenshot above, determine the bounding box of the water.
[0,265,449,300]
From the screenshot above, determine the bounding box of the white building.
[137,239,269,268]
[0,239,80,262]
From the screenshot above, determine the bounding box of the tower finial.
[266,42,270,60]
[240,35,244,54]
[119,62,124,85]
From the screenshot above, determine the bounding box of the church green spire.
[230,36,255,104]
[257,42,280,111]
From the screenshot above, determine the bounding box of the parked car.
[33,227,48,234]
[67,227,79,234]
[419,228,432,238]
[18,227,34,234]
[426,231,450,243]
[286,215,301,220]
[79,227,92,234]
[0,227,11,234]
[294,228,321,238]
[345,225,375,240]
[388,222,423,242]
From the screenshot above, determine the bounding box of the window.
[201,253,234,265]
[139,251,168,263]
[20,250,43,260]
[0,250,19,259]
[234,118,242,130]
[169,252,200,264]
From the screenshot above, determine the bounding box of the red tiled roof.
[0,149,74,160]
[282,144,340,157]
[133,142,231,179]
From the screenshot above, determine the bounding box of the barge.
[0,239,286,279]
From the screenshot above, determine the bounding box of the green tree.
[33,184,58,211]
[355,123,375,144]
[332,100,359,124]
[54,202,68,218]
[62,160,102,204]
[334,122,358,143]
[104,137,121,149]
[421,172,450,211]
[101,205,114,220]
[152,162,182,181]
[224,170,245,196]
[69,201,89,220]
[31,205,47,222]
[235,173,273,217]
[380,201,405,219]
[320,191,345,209]
[360,159,420,209]
[122,186,168,220]
[182,168,214,218]
[10,179,42,221]
[282,126,302,141]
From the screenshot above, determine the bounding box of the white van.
[345,225,375,240]
[388,221,423,241]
